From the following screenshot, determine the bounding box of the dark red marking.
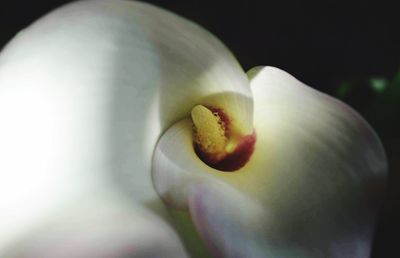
[193,106,256,172]
[194,132,256,172]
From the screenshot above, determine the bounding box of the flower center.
[191,105,255,171]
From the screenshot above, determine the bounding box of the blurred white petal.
[4,192,187,258]
[0,0,251,255]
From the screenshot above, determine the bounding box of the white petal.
[248,66,387,257]
[3,192,188,258]
[153,66,387,257]
[188,182,310,258]
[0,0,251,254]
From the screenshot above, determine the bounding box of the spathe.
[0,1,386,257]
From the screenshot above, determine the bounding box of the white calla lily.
[0,1,386,258]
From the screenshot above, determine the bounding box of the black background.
[1,0,399,257]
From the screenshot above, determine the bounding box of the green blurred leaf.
[369,78,387,93]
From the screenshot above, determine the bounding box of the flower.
[0,1,387,258]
